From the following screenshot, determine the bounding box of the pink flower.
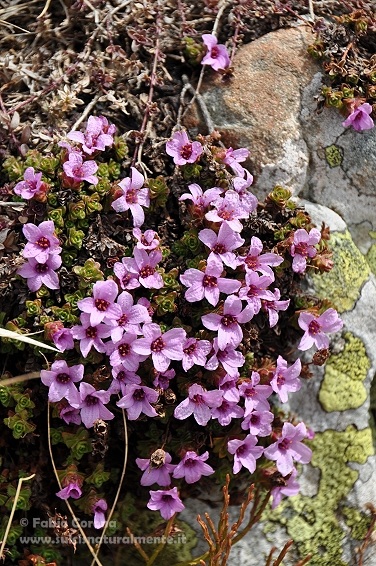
[342,103,374,132]
[60,405,81,426]
[201,34,230,71]
[198,222,245,269]
[41,360,83,406]
[51,327,74,352]
[238,372,272,415]
[147,487,185,520]
[79,382,114,428]
[119,248,164,289]
[202,294,254,349]
[56,482,82,500]
[180,183,223,211]
[13,167,43,200]
[180,255,241,306]
[174,383,223,426]
[241,409,274,437]
[77,280,121,326]
[72,313,111,358]
[117,383,158,420]
[205,191,250,232]
[133,228,159,250]
[108,367,141,396]
[107,333,147,372]
[133,323,186,372]
[136,451,176,486]
[238,272,275,314]
[105,290,151,343]
[67,115,115,154]
[271,356,301,403]
[113,258,141,290]
[63,152,98,185]
[17,255,61,292]
[271,467,300,509]
[227,435,263,474]
[223,147,249,176]
[211,398,244,426]
[297,308,343,351]
[239,236,283,277]
[264,422,312,476]
[172,451,214,484]
[182,338,212,371]
[290,228,321,273]
[153,369,175,390]
[219,373,240,403]
[111,167,150,227]
[93,499,108,529]
[22,221,61,263]
[166,130,203,166]
[205,339,245,377]
[262,288,290,328]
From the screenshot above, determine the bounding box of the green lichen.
[341,507,371,541]
[366,243,376,275]
[319,332,370,412]
[325,144,343,168]
[311,230,370,313]
[263,426,374,566]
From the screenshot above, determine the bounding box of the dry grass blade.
[0,371,40,387]
[0,328,59,352]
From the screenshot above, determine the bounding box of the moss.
[263,426,374,566]
[325,144,343,168]
[311,231,370,313]
[319,332,370,412]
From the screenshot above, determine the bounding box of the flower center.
[57,373,70,384]
[212,243,226,254]
[294,242,308,257]
[279,438,292,451]
[36,236,50,249]
[140,265,155,278]
[245,256,257,269]
[276,373,285,386]
[141,235,151,246]
[117,371,126,381]
[218,207,233,221]
[126,189,138,204]
[180,143,193,160]
[118,343,131,357]
[183,343,197,355]
[72,166,83,177]
[308,320,321,335]
[250,413,260,425]
[203,274,217,288]
[85,395,99,406]
[36,263,49,273]
[192,394,204,404]
[95,298,110,311]
[244,387,255,398]
[151,336,165,352]
[118,314,128,326]
[221,314,236,327]
[133,388,145,401]
[162,494,173,503]
[211,46,219,58]
[236,444,247,456]
[247,285,258,297]
[185,458,197,468]
[86,326,97,338]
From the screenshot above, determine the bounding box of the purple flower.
[180,183,223,211]
[238,372,272,415]
[198,222,245,269]
[180,255,241,306]
[147,487,185,520]
[67,115,115,154]
[342,103,374,132]
[113,257,141,290]
[56,482,82,500]
[290,228,321,273]
[223,147,249,176]
[117,383,158,420]
[232,170,253,194]
[41,360,83,406]
[63,152,98,185]
[202,294,254,349]
[136,451,176,486]
[205,191,250,232]
[172,451,214,484]
[211,398,244,426]
[239,236,283,277]
[182,338,211,371]
[77,280,121,326]
[241,409,274,437]
[271,467,300,509]
[174,383,223,426]
[262,288,290,328]
[22,221,61,263]
[111,167,150,227]
[205,339,245,377]
[238,272,275,314]
[105,290,150,343]
[120,248,163,289]
[271,356,301,403]
[52,327,74,352]
[79,382,114,428]
[166,130,203,166]
[72,313,112,358]
[298,308,343,351]
[264,422,312,476]
[201,34,230,71]
[92,499,108,529]
[133,228,159,250]
[219,373,240,403]
[60,405,81,425]
[13,167,43,200]
[227,435,263,474]
[17,255,62,292]
[133,323,186,372]
[108,367,141,396]
[107,333,147,372]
